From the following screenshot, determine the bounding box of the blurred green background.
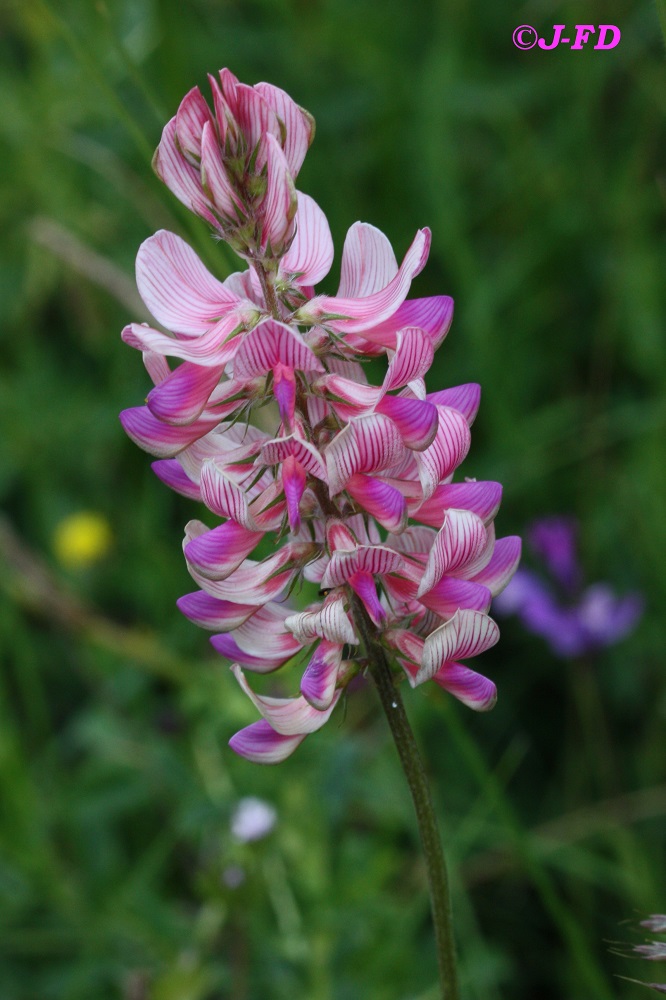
[1,0,665,997]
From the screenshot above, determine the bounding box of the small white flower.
[230,797,277,843]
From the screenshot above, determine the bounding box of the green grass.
[1,0,665,996]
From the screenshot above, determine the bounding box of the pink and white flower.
[121,67,520,764]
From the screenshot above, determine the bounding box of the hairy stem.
[352,598,460,1000]
[253,260,281,318]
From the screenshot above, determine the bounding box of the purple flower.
[495,516,643,658]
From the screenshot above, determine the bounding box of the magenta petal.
[412,481,503,528]
[433,662,497,711]
[233,319,323,380]
[151,460,202,500]
[348,570,386,626]
[280,193,334,286]
[325,413,405,495]
[419,610,500,685]
[229,720,306,764]
[273,362,296,426]
[416,406,471,499]
[385,629,425,665]
[321,544,404,589]
[418,578,492,618]
[356,295,454,350]
[211,634,292,671]
[119,406,219,457]
[199,461,258,526]
[384,327,435,390]
[184,520,263,579]
[232,663,341,735]
[375,396,439,451]
[261,435,327,482]
[427,383,481,426]
[177,591,257,630]
[346,474,407,533]
[417,509,488,597]
[471,536,522,597]
[282,455,307,531]
[136,230,241,334]
[300,641,344,710]
[146,362,223,424]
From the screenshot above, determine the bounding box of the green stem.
[353,599,460,1000]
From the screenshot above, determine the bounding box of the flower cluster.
[495,517,642,658]
[121,70,521,763]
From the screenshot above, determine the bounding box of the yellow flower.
[53,512,112,568]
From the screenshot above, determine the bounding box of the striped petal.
[285,597,358,645]
[183,519,263,580]
[177,591,257,630]
[136,230,241,333]
[432,662,497,711]
[232,664,341,735]
[146,362,223,424]
[384,328,435,391]
[261,435,327,481]
[190,556,295,605]
[349,570,386,625]
[229,720,306,764]
[175,86,213,161]
[411,481,503,528]
[417,509,489,597]
[418,578,492,618]
[386,629,425,666]
[119,406,220,457]
[121,314,246,366]
[470,536,522,597]
[280,193,334,286]
[375,396,439,451]
[152,118,217,226]
[151,460,202,500]
[200,120,245,220]
[325,413,405,496]
[199,461,261,528]
[354,294,454,350]
[254,81,315,177]
[281,455,307,531]
[300,641,344,710]
[233,319,323,380]
[211,635,292,672]
[427,384,481,426]
[338,222,398,298]
[321,544,405,589]
[346,474,407,533]
[234,83,282,149]
[415,407,471,500]
[296,228,431,333]
[417,610,499,685]
[257,133,297,253]
[216,603,303,659]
